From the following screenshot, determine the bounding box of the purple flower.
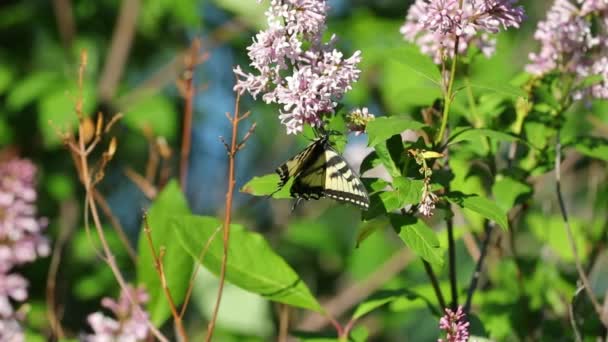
[0,317,24,342]
[234,0,362,134]
[0,156,48,340]
[438,306,470,342]
[580,0,608,15]
[86,285,151,342]
[418,187,439,217]
[401,0,524,63]
[0,157,49,272]
[527,0,608,100]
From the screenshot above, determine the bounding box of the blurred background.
[1,0,607,341]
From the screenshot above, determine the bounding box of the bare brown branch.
[98,0,140,102]
[52,0,76,49]
[205,94,250,341]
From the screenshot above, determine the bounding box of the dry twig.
[62,50,168,342]
[205,94,255,341]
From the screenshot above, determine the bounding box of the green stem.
[435,40,461,146]
[434,0,464,146]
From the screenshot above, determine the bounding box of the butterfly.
[274,134,370,210]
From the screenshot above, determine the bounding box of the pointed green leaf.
[174,215,323,312]
[352,289,412,320]
[366,116,426,147]
[446,192,509,230]
[240,173,291,199]
[448,127,521,146]
[373,141,401,179]
[393,177,424,206]
[390,215,444,267]
[491,176,532,212]
[468,81,527,99]
[571,136,608,162]
[137,180,192,326]
[391,45,441,85]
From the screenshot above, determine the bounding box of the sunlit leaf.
[137,180,192,326]
[390,215,444,267]
[352,289,412,320]
[38,82,96,148]
[240,173,291,199]
[491,176,532,213]
[446,192,508,230]
[213,0,266,28]
[366,116,425,147]
[571,136,608,162]
[174,215,323,312]
[468,81,527,99]
[7,71,58,110]
[393,177,424,206]
[373,139,401,179]
[123,95,178,139]
[448,127,521,146]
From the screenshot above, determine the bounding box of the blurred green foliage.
[1,0,607,341]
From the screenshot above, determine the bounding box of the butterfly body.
[275,136,370,210]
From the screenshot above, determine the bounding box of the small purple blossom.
[0,156,48,340]
[0,316,24,342]
[438,306,470,342]
[86,285,151,342]
[418,187,439,217]
[0,157,49,272]
[527,0,608,100]
[401,0,524,63]
[346,107,375,135]
[234,0,362,134]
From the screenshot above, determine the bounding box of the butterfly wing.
[275,137,326,189]
[291,144,370,210]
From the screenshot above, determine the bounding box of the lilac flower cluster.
[526,0,608,100]
[0,157,49,341]
[401,0,525,63]
[438,306,470,342]
[86,285,151,341]
[233,0,363,134]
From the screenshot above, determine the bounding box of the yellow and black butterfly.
[274,134,370,210]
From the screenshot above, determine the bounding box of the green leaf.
[137,180,192,326]
[123,95,178,139]
[240,173,291,199]
[571,136,608,162]
[213,0,266,28]
[382,59,442,111]
[468,81,527,99]
[390,45,441,85]
[174,215,323,312]
[448,127,521,146]
[446,192,509,230]
[352,289,411,320]
[577,74,604,89]
[393,177,424,206]
[38,82,96,148]
[373,140,401,179]
[7,71,58,110]
[491,176,532,213]
[0,116,13,144]
[390,215,444,267]
[366,116,426,147]
[0,64,14,95]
